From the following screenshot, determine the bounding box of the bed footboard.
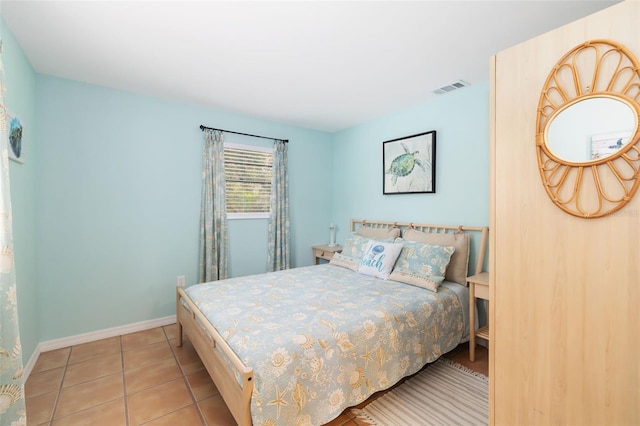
[176,285,254,426]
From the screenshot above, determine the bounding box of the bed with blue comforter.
[181,262,467,425]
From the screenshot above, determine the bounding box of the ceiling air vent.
[433,80,470,95]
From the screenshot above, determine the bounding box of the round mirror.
[545,96,636,163]
[536,39,640,218]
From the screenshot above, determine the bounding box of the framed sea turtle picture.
[383,130,436,194]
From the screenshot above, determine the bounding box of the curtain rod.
[199,125,288,143]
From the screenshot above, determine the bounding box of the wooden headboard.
[350,219,489,276]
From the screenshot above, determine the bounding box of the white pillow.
[358,241,403,280]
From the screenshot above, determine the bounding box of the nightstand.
[468,271,489,362]
[312,244,342,265]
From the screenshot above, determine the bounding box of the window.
[224,143,273,219]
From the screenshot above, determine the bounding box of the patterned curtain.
[0,43,27,425]
[198,130,228,283]
[267,140,290,271]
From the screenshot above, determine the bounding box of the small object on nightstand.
[468,271,490,362]
[329,223,336,246]
[312,244,342,265]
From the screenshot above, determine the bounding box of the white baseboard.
[23,315,176,380]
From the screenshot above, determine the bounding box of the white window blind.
[224,145,273,217]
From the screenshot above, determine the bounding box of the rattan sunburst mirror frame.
[536,39,640,218]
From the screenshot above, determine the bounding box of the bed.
[176,219,488,425]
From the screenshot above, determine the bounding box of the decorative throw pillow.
[389,272,446,293]
[341,232,395,260]
[389,240,455,292]
[329,252,359,272]
[357,241,403,280]
[402,229,470,286]
[357,226,401,240]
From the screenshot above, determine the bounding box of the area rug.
[352,358,488,426]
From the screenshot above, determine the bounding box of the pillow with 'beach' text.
[357,240,403,280]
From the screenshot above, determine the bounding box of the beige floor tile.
[171,338,205,375]
[25,367,65,397]
[198,394,236,426]
[52,398,126,426]
[125,357,181,394]
[68,336,121,364]
[162,323,178,341]
[169,335,194,354]
[54,372,123,419]
[123,340,172,371]
[141,404,204,426]
[25,390,58,425]
[32,348,71,374]
[185,368,219,401]
[62,352,122,388]
[122,327,168,351]
[126,378,193,426]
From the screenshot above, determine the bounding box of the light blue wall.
[1,19,40,362]
[331,83,490,268]
[36,75,333,341]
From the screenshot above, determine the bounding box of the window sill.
[228,213,269,220]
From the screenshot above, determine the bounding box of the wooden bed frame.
[176,219,489,426]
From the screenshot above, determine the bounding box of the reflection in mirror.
[545,96,637,163]
[546,96,635,163]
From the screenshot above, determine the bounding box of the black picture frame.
[383,130,436,194]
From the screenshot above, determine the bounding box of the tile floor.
[25,324,488,425]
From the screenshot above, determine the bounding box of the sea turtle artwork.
[383,131,436,194]
[385,142,426,186]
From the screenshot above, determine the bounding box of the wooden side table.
[468,271,490,362]
[312,244,342,265]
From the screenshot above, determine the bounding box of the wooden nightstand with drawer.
[312,244,342,265]
[468,271,490,362]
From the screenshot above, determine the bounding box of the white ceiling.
[1,0,620,132]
